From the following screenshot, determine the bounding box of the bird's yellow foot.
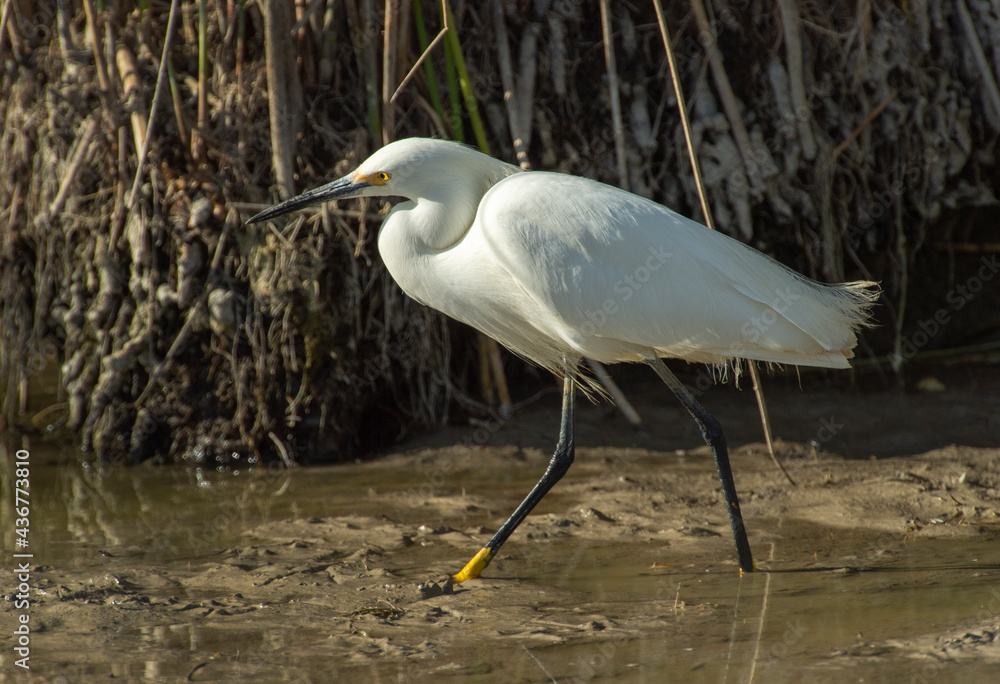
[451,546,493,584]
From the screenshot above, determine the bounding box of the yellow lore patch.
[357,171,391,186]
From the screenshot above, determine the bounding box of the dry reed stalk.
[234,2,251,190]
[192,0,208,162]
[5,178,20,224]
[0,0,17,58]
[397,0,412,97]
[490,2,537,169]
[81,0,111,95]
[587,360,642,426]
[891,193,908,377]
[776,0,816,160]
[115,0,182,246]
[264,0,296,198]
[390,0,448,104]
[515,23,539,162]
[599,0,629,188]
[382,0,399,143]
[291,0,324,34]
[689,0,757,190]
[356,0,382,139]
[491,0,527,166]
[547,13,566,97]
[652,0,710,227]
[116,44,148,163]
[49,116,99,218]
[485,335,512,417]
[653,0,790,485]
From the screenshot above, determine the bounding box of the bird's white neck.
[387,193,474,252]
[376,151,521,305]
[376,192,474,308]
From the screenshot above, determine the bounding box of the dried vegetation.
[1,0,997,463]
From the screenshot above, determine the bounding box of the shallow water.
[3,437,405,567]
[523,535,1000,682]
[3,433,998,682]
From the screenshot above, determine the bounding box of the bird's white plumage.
[336,138,876,384]
[477,172,874,368]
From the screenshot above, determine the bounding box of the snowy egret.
[249,137,878,580]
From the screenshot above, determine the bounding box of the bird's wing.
[476,172,873,367]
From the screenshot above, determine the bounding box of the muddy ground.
[2,363,999,682]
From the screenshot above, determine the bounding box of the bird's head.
[247,138,508,225]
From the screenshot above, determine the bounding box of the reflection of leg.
[647,357,755,572]
[451,374,576,583]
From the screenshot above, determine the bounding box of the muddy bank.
[3,369,999,681]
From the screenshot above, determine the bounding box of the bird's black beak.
[247,175,368,224]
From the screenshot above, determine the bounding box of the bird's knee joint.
[700,421,725,447]
[548,444,575,473]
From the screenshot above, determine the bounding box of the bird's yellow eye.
[377,171,390,182]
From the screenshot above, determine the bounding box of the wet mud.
[3,367,999,681]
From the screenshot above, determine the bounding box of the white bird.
[249,137,878,582]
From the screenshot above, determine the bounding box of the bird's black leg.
[647,357,755,572]
[451,373,576,583]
